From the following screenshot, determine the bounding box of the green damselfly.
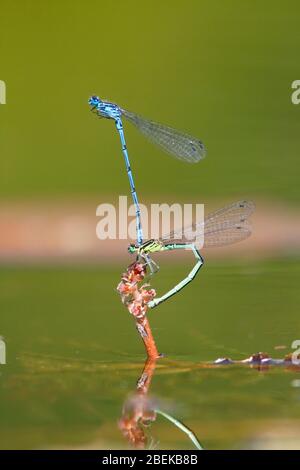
[128,200,255,308]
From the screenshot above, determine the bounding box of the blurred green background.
[1,0,300,202]
[1,0,300,450]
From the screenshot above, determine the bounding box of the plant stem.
[135,316,160,360]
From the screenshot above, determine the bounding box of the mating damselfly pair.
[89,96,255,308]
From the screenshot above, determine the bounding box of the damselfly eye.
[89,95,100,106]
[128,244,136,254]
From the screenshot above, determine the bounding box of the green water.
[1,259,300,449]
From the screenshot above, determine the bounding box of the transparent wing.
[202,220,252,247]
[161,200,255,247]
[121,108,206,163]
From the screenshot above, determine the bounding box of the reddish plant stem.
[135,316,160,360]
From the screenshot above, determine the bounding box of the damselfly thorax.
[128,240,164,274]
[128,239,164,257]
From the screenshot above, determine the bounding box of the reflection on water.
[118,353,300,450]
[1,351,300,449]
[119,359,203,449]
[0,261,300,449]
[119,359,157,449]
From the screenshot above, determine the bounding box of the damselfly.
[128,200,255,308]
[88,96,206,249]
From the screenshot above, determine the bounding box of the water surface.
[0,259,300,449]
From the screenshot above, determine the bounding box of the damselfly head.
[88,95,101,108]
[128,244,137,254]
